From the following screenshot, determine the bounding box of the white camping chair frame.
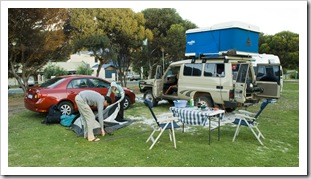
[232,99,276,145]
[232,110,265,145]
[146,116,179,150]
[144,100,180,150]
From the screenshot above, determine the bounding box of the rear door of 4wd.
[255,64,281,99]
[234,63,250,103]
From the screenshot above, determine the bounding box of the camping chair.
[232,99,277,145]
[144,100,180,150]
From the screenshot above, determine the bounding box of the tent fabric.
[71,101,130,137]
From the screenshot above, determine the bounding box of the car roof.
[58,75,107,80]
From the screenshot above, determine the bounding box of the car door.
[86,78,115,99]
[153,65,163,98]
[234,63,250,103]
[255,64,281,99]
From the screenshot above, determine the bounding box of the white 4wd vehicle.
[139,52,281,112]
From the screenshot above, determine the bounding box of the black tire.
[225,108,236,113]
[123,96,131,110]
[143,90,158,107]
[167,100,175,104]
[195,96,214,108]
[58,101,74,115]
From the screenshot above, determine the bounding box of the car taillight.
[229,90,234,99]
[36,93,47,99]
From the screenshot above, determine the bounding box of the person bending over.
[75,90,110,142]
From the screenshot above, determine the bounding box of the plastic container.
[173,100,187,108]
[190,98,194,108]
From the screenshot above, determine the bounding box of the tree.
[8,8,70,92]
[43,63,68,79]
[69,8,152,86]
[69,9,114,77]
[259,31,299,70]
[138,8,197,79]
[76,63,93,75]
[95,8,153,86]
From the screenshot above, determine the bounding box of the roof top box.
[185,21,260,57]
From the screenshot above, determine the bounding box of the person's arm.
[107,86,112,97]
[117,85,125,101]
[97,101,105,133]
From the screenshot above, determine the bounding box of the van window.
[257,66,280,82]
[232,64,240,80]
[204,63,215,77]
[184,63,202,76]
[236,64,248,83]
[203,63,225,77]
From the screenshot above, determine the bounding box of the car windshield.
[40,77,66,88]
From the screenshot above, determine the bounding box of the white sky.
[131,1,306,35]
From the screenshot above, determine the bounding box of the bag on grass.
[60,114,76,127]
[42,104,62,124]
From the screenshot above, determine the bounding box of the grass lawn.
[5,81,303,175]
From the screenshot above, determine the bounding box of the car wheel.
[143,90,158,107]
[195,96,214,108]
[123,96,131,110]
[58,101,74,115]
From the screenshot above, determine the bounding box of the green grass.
[7,82,300,168]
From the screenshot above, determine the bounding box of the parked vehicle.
[127,72,140,81]
[19,77,35,87]
[139,51,281,112]
[24,75,136,115]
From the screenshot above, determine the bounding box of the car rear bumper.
[24,97,49,113]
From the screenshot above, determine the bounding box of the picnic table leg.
[182,122,184,133]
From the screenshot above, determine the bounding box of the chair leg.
[168,129,172,141]
[149,123,169,150]
[232,119,242,142]
[146,129,157,143]
[171,121,177,149]
[248,125,264,145]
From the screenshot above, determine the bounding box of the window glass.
[232,64,240,80]
[183,63,202,76]
[204,64,215,77]
[89,78,110,88]
[40,77,66,88]
[236,64,248,83]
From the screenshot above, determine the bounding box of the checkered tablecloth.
[169,107,225,126]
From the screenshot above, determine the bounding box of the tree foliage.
[259,31,299,70]
[69,8,152,86]
[76,63,93,75]
[137,8,197,79]
[8,8,70,92]
[43,64,68,79]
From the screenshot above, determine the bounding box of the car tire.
[58,101,74,115]
[195,96,214,108]
[123,96,131,110]
[143,90,158,107]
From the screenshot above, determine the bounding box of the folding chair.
[232,99,277,145]
[144,100,180,150]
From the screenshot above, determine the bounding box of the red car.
[24,75,136,115]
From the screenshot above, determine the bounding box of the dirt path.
[8,96,27,116]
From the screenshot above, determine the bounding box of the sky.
[131,1,306,35]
